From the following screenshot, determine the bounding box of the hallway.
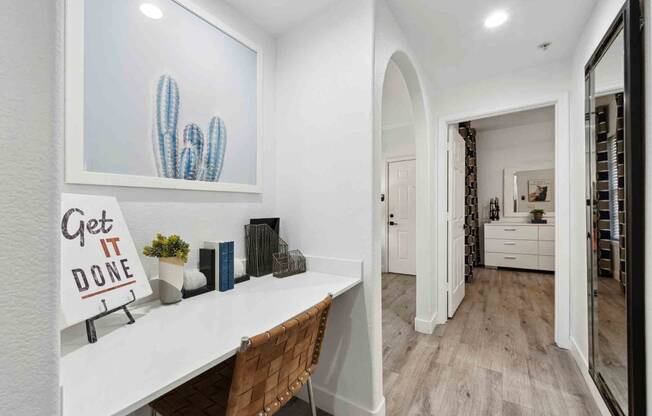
[382,269,600,415]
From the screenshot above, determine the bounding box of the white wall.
[275,0,380,414]
[0,1,60,414]
[475,116,555,262]
[382,60,414,130]
[60,0,278,285]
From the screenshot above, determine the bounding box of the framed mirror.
[503,166,555,218]
[585,1,645,415]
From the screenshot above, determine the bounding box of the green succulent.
[143,233,190,263]
[530,209,545,215]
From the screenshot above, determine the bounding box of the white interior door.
[448,126,466,317]
[387,159,416,275]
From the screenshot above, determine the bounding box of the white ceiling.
[471,106,555,132]
[222,0,339,35]
[224,0,597,88]
[386,0,597,88]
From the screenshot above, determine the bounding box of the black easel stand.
[85,289,137,344]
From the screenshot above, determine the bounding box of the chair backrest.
[226,294,332,416]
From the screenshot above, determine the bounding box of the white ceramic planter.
[158,257,184,304]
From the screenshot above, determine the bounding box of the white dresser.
[484,223,555,271]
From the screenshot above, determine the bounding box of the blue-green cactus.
[178,144,198,180]
[154,75,180,178]
[201,117,227,182]
[153,75,227,182]
[183,123,204,164]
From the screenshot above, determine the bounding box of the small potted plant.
[143,234,190,304]
[530,209,545,223]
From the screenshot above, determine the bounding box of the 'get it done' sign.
[60,194,152,327]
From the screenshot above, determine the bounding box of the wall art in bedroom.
[65,0,262,192]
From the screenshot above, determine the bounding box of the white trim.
[414,312,438,334]
[436,93,572,349]
[64,0,263,193]
[297,384,386,416]
[569,337,611,416]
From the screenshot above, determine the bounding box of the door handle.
[504,228,517,232]
[504,256,517,260]
[389,221,398,226]
[504,242,516,246]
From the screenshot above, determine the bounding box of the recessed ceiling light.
[484,10,509,29]
[140,3,163,20]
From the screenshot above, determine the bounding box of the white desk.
[60,271,362,416]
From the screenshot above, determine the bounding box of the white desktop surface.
[60,271,361,416]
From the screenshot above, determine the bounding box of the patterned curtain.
[615,93,625,290]
[459,122,479,282]
[595,92,625,290]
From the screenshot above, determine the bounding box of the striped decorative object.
[459,122,480,283]
[153,75,227,182]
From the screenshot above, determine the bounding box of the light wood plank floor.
[383,268,600,416]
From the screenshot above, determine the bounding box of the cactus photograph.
[153,75,227,182]
[71,0,259,191]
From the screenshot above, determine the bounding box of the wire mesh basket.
[273,249,307,278]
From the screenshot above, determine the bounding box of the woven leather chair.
[150,294,332,416]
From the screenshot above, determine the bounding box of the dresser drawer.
[538,226,555,241]
[538,241,555,256]
[484,225,538,240]
[485,239,538,255]
[538,255,555,271]
[485,252,539,269]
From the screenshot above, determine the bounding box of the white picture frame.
[65,0,263,193]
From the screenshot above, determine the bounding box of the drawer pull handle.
[504,256,517,260]
[504,242,516,246]
[504,228,517,231]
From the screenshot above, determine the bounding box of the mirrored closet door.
[585,1,644,415]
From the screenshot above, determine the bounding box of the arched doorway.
[375,50,432,336]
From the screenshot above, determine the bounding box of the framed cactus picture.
[65,0,262,192]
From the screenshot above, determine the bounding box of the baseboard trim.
[297,384,385,416]
[569,337,610,416]
[414,312,437,334]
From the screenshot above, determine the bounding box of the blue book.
[228,241,235,290]
[219,242,229,292]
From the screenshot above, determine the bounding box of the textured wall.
[0,0,60,414]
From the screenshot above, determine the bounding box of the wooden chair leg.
[307,377,317,416]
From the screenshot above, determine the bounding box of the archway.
[375,50,433,341]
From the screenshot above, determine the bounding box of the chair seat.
[151,357,236,416]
